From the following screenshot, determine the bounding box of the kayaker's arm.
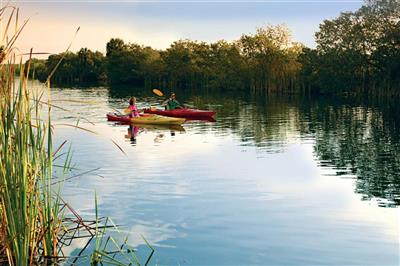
[162,98,170,105]
[176,100,184,109]
[162,98,169,108]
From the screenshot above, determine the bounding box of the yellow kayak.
[107,112,186,125]
[131,114,185,125]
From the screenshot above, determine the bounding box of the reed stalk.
[0,7,153,265]
[0,6,63,265]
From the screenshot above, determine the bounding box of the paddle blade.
[123,108,131,115]
[153,89,164,97]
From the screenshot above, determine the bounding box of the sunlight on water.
[36,81,399,265]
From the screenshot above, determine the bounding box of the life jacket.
[128,104,140,117]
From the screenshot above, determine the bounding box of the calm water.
[45,83,399,265]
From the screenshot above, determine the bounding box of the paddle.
[112,108,123,115]
[153,88,164,97]
[111,107,130,115]
[152,89,167,110]
[152,89,192,109]
[124,108,131,115]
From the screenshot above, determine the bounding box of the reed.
[0,6,153,265]
[0,7,61,265]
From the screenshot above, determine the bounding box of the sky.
[7,0,365,57]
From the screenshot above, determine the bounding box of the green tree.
[305,0,400,96]
[238,24,302,94]
[106,38,150,85]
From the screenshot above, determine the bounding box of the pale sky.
[7,0,364,57]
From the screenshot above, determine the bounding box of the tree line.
[31,0,399,97]
[32,49,106,84]
[300,0,400,97]
[32,24,302,94]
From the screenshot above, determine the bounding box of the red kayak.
[143,108,216,119]
[107,113,132,123]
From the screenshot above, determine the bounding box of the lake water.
[44,83,399,265]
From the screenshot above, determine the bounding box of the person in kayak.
[128,97,140,117]
[163,92,183,110]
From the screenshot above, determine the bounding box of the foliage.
[30,0,399,97]
[34,48,106,85]
[106,38,149,84]
[238,25,302,93]
[34,25,302,94]
[106,25,302,93]
[300,0,400,96]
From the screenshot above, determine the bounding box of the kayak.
[106,113,185,125]
[143,108,216,119]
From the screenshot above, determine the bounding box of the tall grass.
[0,6,154,265]
[0,7,63,265]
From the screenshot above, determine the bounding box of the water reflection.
[298,101,400,207]
[126,125,139,144]
[53,84,400,206]
[44,83,400,264]
[119,124,186,145]
[106,84,400,206]
[170,90,400,207]
[128,219,187,248]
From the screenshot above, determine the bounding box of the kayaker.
[163,92,183,110]
[128,97,140,117]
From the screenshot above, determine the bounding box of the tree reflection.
[187,92,400,206]
[108,87,400,206]
[300,99,400,207]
